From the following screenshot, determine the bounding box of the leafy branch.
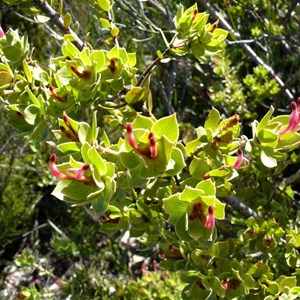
[34,0,85,51]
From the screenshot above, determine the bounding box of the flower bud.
[205,206,215,230]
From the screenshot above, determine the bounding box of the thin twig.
[197,0,294,101]
[223,196,260,219]
[34,0,85,51]
[137,56,161,87]
[284,169,300,186]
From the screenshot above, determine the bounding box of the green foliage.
[1,0,300,299]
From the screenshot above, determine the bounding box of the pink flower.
[278,98,300,135]
[231,149,249,170]
[50,154,92,183]
[126,124,158,158]
[0,26,5,39]
[205,206,215,230]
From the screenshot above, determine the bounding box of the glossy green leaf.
[78,122,91,144]
[22,60,32,83]
[23,104,40,125]
[189,156,210,180]
[87,146,107,177]
[257,106,274,134]
[98,0,110,12]
[92,177,116,213]
[125,86,144,104]
[57,142,81,153]
[163,193,189,221]
[260,148,277,168]
[257,129,278,148]
[196,179,216,196]
[64,12,72,29]
[151,114,179,143]
[205,107,220,132]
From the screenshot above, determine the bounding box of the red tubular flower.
[232,149,249,170]
[49,154,92,183]
[108,59,116,72]
[222,278,228,289]
[279,98,300,135]
[205,206,215,230]
[192,9,198,21]
[49,85,67,102]
[126,124,158,158]
[63,112,78,137]
[70,65,90,78]
[50,154,68,179]
[0,25,5,38]
[148,132,158,158]
[60,126,78,142]
[126,123,139,151]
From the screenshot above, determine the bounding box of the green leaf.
[185,139,202,156]
[64,12,72,29]
[111,27,119,38]
[132,114,155,130]
[98,0,111,11]
[127,53,136,67]
[278,276,297,291]
[78,122,91,144]
[189,156,210,180]
[163,193,189,221]
[52,181,99,203]
[257,106,274,134]
[260,148,277,168]
[92,177,116,213]
[205,107,220,132]
[25,86,41,108]
[165,147,186,176]
[188,217,205,240]
[89,111,98,143]
[87,146,107,177]
[23,60,32,83]
[57,142,81,154]
[196,179,216,196]
[207,167,230,178]
[180,186,205,202]
[125,87,144,104]
[212,28,228,42]
[175,213,193,241]
[23,104,40,125]
[151,114,179,143]
[191,42,205,60]
[100,18,111,28]
[34,14,50,23]
[277,132,300,150]
[257,129,278,148]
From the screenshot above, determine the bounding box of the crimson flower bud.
[63,112,78,137]
[108,59,116,72]
[0,25,6,38]
[49,85,67,102]
[148,132,158,158]
[59,126,78,142]
[232,149,249,170]
[205,206,215,230]
[49,154,92,183]
[50,154,68,179]
[126,124,139,151]
[222,278,228,289]
[192,9,198,21]
[70,65,90,78]
[278,99,300,135]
